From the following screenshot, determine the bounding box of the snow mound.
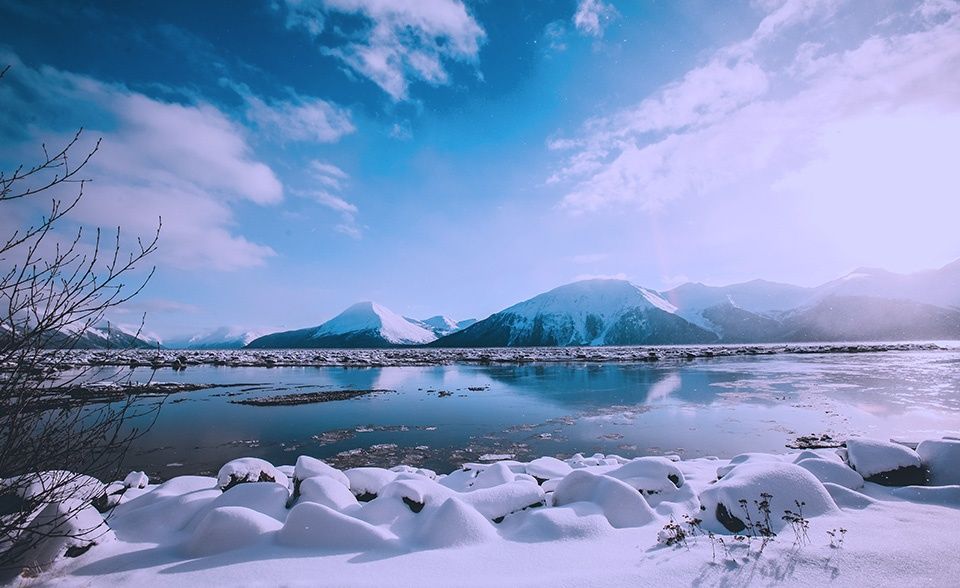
[217,458,288,490]
[413,497,498,549]
[294,456,349,488]
[890,485,960,507]
[606,456,685,494]
[699,462,838,534]
[299,476,359,511]
[123,471,149,490]
[278,502,394,550]
[459,480,545,521]
[200,482,290,523]
[183,506,281,557]
[795,457,864,490]
[916,439,960,485]
[845,438,923,479]
[17,500,112,569]
[552,470,655,528]
[823,482,877,510]
[109,476,220,542]
[499,502,613,542]
[525,456,573,481]
[3,471,105,504]
[717,453,784,478]
[345,467,398,497]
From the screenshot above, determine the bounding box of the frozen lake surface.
[109,348,960,479]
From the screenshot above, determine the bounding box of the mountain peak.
[315,301,435,344]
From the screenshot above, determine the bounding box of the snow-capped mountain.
[405,315,474,337]
[663,279,812,328]
[247,302,437,349]
[813,259,960,310]
[165,327,267,350]
[433,279,717,347]
[67,321,158,350]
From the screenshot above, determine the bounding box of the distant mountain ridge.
[150,257,960,350]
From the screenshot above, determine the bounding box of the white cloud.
[551,0,960,221]
[245,93,354,143]
[0,55,282,270]
[281,0,486,100]
[301,159,362,238]
[573,0,618,38]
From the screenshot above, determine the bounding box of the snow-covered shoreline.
[34,341,949,371]
[15,436,960,587]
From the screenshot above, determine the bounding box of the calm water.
[111,350,960,479]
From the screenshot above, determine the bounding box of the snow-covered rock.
[123,471,149,490]
[413,497,498,549]
[183,506,281,557]
[844,438,924,483]
[916,438,960,486]
[699,462,838,534]
[795,457,864,490]
[14,500,113,568]
[552,470,655,528]
[200,482,290,523]
[294,456,349,488]
[345,467,399,497]
[108,476,220,542]
[606,456,685,494]
[278,502,394,550]
[217,458,289,490]
[299,476,360,511]
[525,456,574,481]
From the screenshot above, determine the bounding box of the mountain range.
[65,258,960,349]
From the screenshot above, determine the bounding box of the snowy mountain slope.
[166,327,267,350]
[781,295,960,342]
[663,279,813,330]
[433,279,717,347]
[62,321,158,350]
[813,260,960,309]
[405,315,476,337]
[247,302,437,349]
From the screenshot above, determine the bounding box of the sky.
[1,0,958,340]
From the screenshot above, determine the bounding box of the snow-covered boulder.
[294,456,349,488]
[3,471,105,504]
[716,453,783,479]
[413,497,498,549]
[699,462,838,534]
[201,482,290,523]
[217,458,289,491]
[183,506,281,557]
[844,438,926,485]
[277,502,393,550]
[499,502,613,542]
[552,470,656,529]
[795,457,864,490]
[345,467,398,498]
[525,456,573,481]
[607,456,685,494]
[109,476,221,542]
[122,471,149,490]
[459,480,545,521]
[916,439,960,486]
[14,500,113,569]
[299,476,360,511]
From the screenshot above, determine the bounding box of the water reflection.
[111,350,960,480]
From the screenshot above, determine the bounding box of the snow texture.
[844,438,922,478]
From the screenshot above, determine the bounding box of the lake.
[110,348,960,480]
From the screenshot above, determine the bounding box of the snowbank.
[11,437,960,587]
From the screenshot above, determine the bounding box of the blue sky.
[1,0,958,339]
